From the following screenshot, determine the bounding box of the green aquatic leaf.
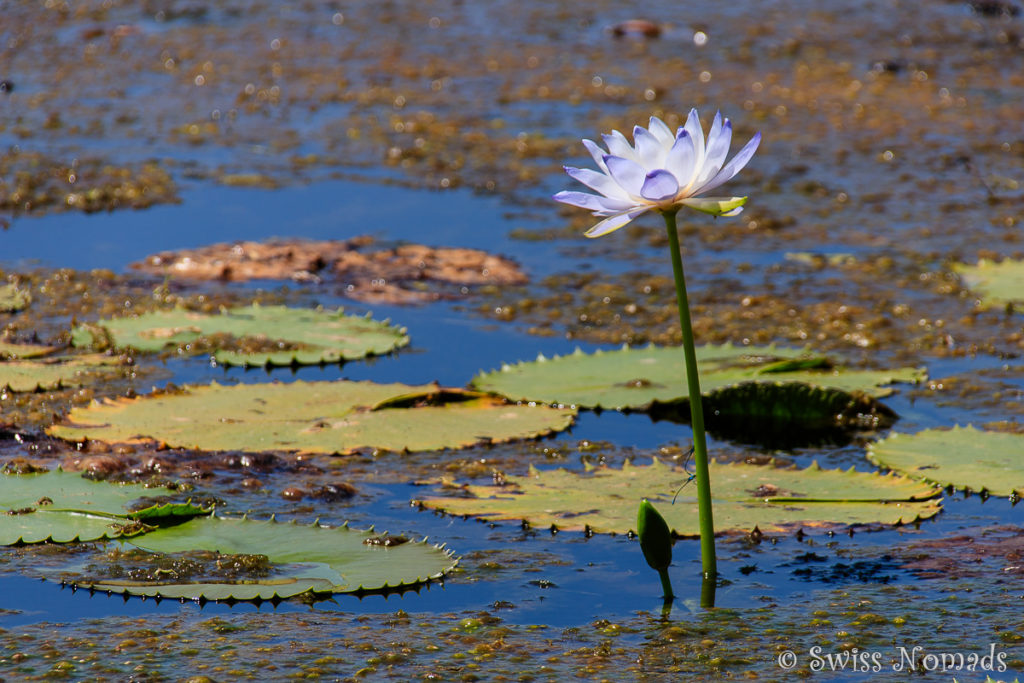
[0,354,124,392]
[0,469,209,545]
[72,304,409,366]
[0,283,31,313]
[953,258,1024,309]
[471,343,924,418]
[416,458,941,535]
[699,382,903,439]
[867,425,1024,496]
[0,508,146,544]
[49,380,576,454]
[79,515,458,600]
[0,341,59,360]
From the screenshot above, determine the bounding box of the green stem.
[661,210,717,584]
[657,567,675,601]
[700,572,717,609]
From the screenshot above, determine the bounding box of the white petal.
[640,169,679,202]
[565,166,630,200]
[696,131,761,195]
[583,207,651,238]
[647,116,675,147]
[582,139,610,173]
[697,114,731,186]
[683,109,706,184]
[554,190,636,213]
[665,131,697,193]
[680,196,748,216]
[602,130,638,162]
[632,126,664,170]
[604,155,646,197]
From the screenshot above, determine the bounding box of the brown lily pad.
[132,237,373,282]
[332,243,529,304]
[132,238,528,304]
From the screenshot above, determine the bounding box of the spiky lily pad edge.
[414,457,944,538]
[50,380,577,456]
[74,307,412,368]
[1,504,211,546]
[472,342,925,412]
[867,425,1024,498]
[65,515,460,603]
[2,517,138,546]
[212,312,411,368]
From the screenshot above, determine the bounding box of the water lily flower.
[554,110,760,237]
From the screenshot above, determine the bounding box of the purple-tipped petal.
[602,130,638,162]
[582,139,610,172]
[554,190,636,213]
[697,131,761,194]
[632,126,663,168]
[647,116,674,146]
[565,166,630,200]
[698,115,731,186]
[584,207,651,238]
[604,155,646,197]
[683,109,706,171]
[665,131,697,191]
[640,169,680,202]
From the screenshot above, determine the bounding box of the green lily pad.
[953,259,1024,309]
[0,284,31,313]
[0,469,210,545]
[415,458,941,535]
[78,516,458,600]
[71,304,409,366]
[0,508,144,545]
[0,340,59,360]
[49,380,576,455]
[0,353,124,392]
[867,425,1024,496]
[471,343,924,416]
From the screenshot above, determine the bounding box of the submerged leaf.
[416,458,941,535]
[49,380,576,454]
[79,516,458,600]
[867,425,1024,496]
[900,525,1024,579]
[72,304,409,366]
